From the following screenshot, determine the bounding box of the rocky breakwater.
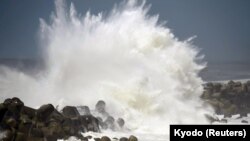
[202,80,250,120]
[0,97,138,141]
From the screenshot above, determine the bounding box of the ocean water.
[200,62,250,82]
[1,0,246,140]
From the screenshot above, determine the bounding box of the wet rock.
[62,106,80,118]
[80,115,100,132]
[223,104,237,117]
[62,118,79,135]
[18,120,33,133]
[15,131,27,141]
[20,106,36,119]
[242,84,248,93]
[205,114,219,123]
[4,97,24,120]
[96,116,108,129]
[81,137,89,141]
[7,97,24,118]
[12,97,24,105]
[5,117,16,128]
[235,82,242,87]
[0,104,8,122]
[29,127,44,138]
[3,98,12,106]
[213,83,222,92]
[72,117,83,132]
[26,136,45,141]
[0,98,128,141]
[204,82,213,89]
[241,120,248,123]
[77,106,91,115]
[220,118,227,123]
[117,118,125,128]
[233,82,243,94]
[105,116,114,124]
[201,90,211,99]
[37,104,55,121]
[212,92,221,98]
[86,135,92,139]
[95,100,106,113]
[94,138,101,141]
[104,116,115,130]
[120,137,128,141]
[246,81,250,92]
[101,136,111,141]
[128,135,138,141]
[240,112,248,118]
[45,135,58,141]
[206,99,222,114]
[47,110,64,123]
[228,80,235,87]
[96,117,103,122]
[36,121,45,128]
[74,133,85,140]
[201,80,250,116]
[46,120,65,138]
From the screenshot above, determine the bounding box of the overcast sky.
[0,0,250,63]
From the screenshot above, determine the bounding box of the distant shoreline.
[205,78,250,84]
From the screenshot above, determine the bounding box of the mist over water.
[0,0,212,139]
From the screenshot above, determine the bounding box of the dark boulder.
[1,98,24,130]
[240,112,248,118]
[0,98,133,141]
[117,118,125,128]
[77,106,91,115]
[220,118,228,123]
[213,83,222,92]
[20,106,36,119]
[228,80,235,87]
[80,115,100,132]
[62,106,80,118]
[101,136,111,141]
[15,131,27,141]
[45,120,65,138]
[62,118,79,135]
[205,114,219,123]
[5,97,24,120]
[47,110,64,123]
[120,137,128,141]
[95,100,106,113]
[45,135,58,141]
[18,120,33,133]
[241,120,248,123]
[94,138,101,141]
[37,104,55,121]
[29,127,44,138]
[82,137,89,141]
[5,117,17,129]
[0,103,8,122]
[3,98,12,106]
[104,116,115,130]
[128,135,138,141]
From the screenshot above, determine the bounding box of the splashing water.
[0,0,213,140]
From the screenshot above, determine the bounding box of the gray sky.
[0,0,250,63]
